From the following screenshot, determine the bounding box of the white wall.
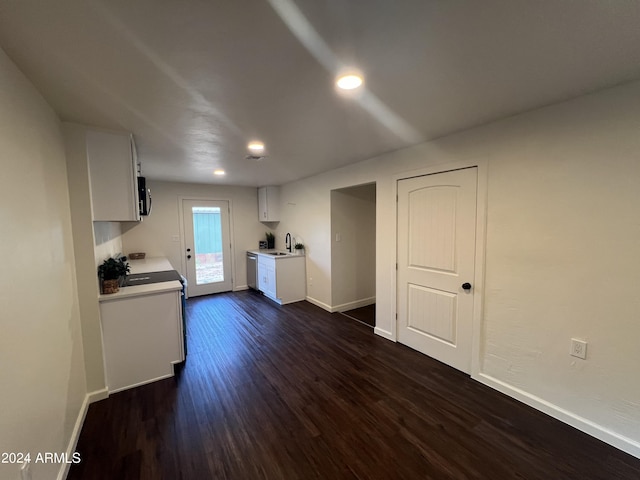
[276,171,375,310]
[276,81,640,456]
[330,184,376,310]
[121,180,266,288]
[93,222,123,265]
[63,122,112,395]
[0,48,87,480]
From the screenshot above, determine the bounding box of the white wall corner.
[56,388,108,480]
[87,388,109,404]
[305,296,333,312]
[332,296,376,313]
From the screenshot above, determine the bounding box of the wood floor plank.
[68,291,640,479]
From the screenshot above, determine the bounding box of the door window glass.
[192,206,224,285]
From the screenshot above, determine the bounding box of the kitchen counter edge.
[99,280,182,302]
[248,250,305,259]
[99,256,182,302]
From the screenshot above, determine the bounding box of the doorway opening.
[330,182,376,327]
[181,199,233,297]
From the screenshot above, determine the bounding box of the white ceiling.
[1,0,640,186]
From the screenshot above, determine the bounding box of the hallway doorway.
[330,183,376,325]
[340,304,375,328]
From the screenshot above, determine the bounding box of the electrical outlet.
[570,338,587,359]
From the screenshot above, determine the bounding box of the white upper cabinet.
[258,186,280,222]
[87,130,140,222]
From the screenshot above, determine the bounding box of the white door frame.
[178,196,237,294]
[391,158,488,378]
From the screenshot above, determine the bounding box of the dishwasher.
[246,252,258,289]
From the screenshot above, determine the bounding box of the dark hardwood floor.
[340,304,375,328]
[68,291,640,479]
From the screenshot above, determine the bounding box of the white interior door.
[182,199,233,297]
[397,168,477,373]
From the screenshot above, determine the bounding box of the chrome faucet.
[285,232,292,252]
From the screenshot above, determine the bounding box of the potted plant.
[294,242,305,255]
[266,231,275,249]
[97,257,130,294]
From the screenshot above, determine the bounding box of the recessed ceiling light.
[213,169,225,176]
[247,141,265,154]
[336,74,363,90]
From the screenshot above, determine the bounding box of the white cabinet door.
[265,261,277,298]
[100,290,183,393]
[258,186,280,222]
[258,187,267,221]
[258,256,276,298]
[257,257,267,291]
[87,130,140,222]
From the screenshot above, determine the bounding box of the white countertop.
[248,249,305,259]
[99,257,182,302]
[128,257,174,274]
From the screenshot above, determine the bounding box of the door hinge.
[396,263,398,270]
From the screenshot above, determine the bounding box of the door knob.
[187,255,192,260]
[462,282,472,290]
[187,248,191,252]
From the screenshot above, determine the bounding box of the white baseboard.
[306,296,376,313]
[108,373,174,395]
[305,296,332,312]
[333,296,376,313]
[88,388,109,403]
[374,326,394,341]
[57,388,108,480]
[310,295,394,340]
[475,373,640,459]
[233,285,249,292]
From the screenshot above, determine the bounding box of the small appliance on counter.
[122,270,182,286]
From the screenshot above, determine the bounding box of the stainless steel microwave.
[138,176,152,216]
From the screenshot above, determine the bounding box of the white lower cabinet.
[258,256,277,298]
[100,289,184,393]
[257,254,306,305]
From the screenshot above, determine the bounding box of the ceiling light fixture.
[247,141,265,154]
[213,169,225,176]
[246,141,267,161]
[336,73,363,90]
